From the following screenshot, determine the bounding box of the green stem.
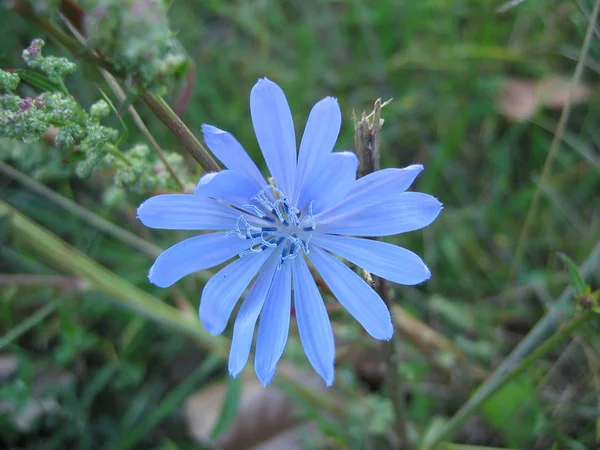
[0,301,60,351]
[108,144,135,167]
[382,278,411,449]
[422,240,600,447]
[0,200,230,357]
[100,69,187,191]
[423,312,593,449]
[141,93,221,172]
[0,161,163,259]
[0,200,341,417]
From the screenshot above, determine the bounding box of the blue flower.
[137,78,442,386]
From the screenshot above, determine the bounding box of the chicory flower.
[137,78,442,386]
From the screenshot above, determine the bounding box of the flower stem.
[0,301,60,351]
[355,99,411,449]
[140,92,221,172]
[380,279,412,449]
[100,70,188,191]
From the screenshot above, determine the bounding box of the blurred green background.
[1,0,599,449]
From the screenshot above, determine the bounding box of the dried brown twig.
[354,99,411,450]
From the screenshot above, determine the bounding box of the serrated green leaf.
[210,375,242,439]
[558,253,586,294]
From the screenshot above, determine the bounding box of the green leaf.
[558,253,586,294]
[62,150,87,164]
[429,295,475,330]
[81,363,119,408]
[15,69,65,93]
[96,86,129,146]
[116,90,137,117]
[210,375,242,439]
[481,378,544,448]
[112,355,221,450]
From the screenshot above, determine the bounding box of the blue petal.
[199,249,273,336]
[309,246,393,340]
[202,124,266,188]
[195,170,260,209]
[317,165,424,215]
[293,97,341,203]
[312,233,430,286]
[137,194,240,230]
[149,232,250,288]
[250,78,296,196]
[254,265,292,386]
[316,192,442,237]
[297,151,358,213]
[291,256,335,386]
[228,253,281,378]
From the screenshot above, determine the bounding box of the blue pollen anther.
[231,187,317,263]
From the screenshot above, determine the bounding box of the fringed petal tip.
[136,200,148,223]
[228,366,242,379]
[199,317,223,337]
[405,163,424,173]
[323,373,334,387]
[422,264,432,282]
[201,123,224,135]
[375,322,394,342]
[147,264,163,288]
[257,368,276,387]
[255,76,274,87]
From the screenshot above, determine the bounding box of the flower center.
[229,185,316,266]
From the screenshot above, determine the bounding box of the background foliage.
[1,0,599,449]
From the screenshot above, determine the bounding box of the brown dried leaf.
[184,363,324,450]
[496,76,592,122]
[536,76,592,109]
[496,78,537,122]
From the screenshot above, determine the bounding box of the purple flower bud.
[26,39,44,57]
[18,97,33,110]
[34,98,45,108]
[581,296,593,310]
